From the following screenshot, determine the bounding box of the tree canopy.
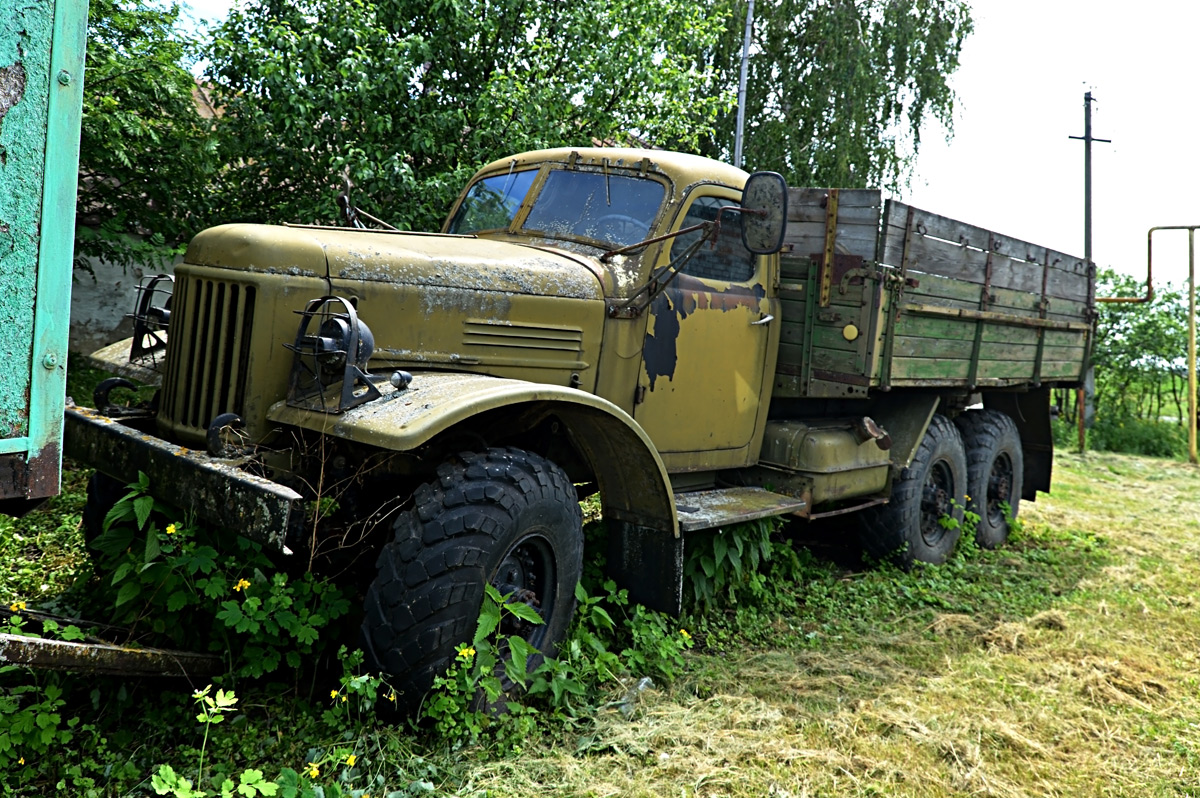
[77,0,216,269]
[78,0,974,246]
[698,0,973,190]
[205,0,729,231]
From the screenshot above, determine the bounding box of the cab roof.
[473,147,751,196]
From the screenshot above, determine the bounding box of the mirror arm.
[608,228,713,318]
[600,221,711,262]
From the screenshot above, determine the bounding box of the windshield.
[447,169,539,233]
[523,170,666,247]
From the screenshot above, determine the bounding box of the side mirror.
[740,171,788,254]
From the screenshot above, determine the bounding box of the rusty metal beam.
[0,633,221,677]
[64,405,302,550]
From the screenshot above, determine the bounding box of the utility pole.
[1069,91,1111,450]
[734,0,755,168]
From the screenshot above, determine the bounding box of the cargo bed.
[774,189,1093,399]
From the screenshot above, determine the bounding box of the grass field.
[3,450,1200,796]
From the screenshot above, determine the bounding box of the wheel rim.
[986,452,1015,529]
[919,459,956,547]
[491,533,557,650]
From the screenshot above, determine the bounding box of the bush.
[1086,414,1186,458]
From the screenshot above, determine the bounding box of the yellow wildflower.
[456,646,476,659]
[340,694,347,703]
[679,629,691,641]
[233,579,251,592]
[386,691,396,703]
[166,523,177,535]
[18,757,24,765]
[345,754,357,767]
[305,762,320,779]
[330,689,339,700]
[9,601,25,612]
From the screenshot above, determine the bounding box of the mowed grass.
[3,451,1199,796]
[452,452,1200,797]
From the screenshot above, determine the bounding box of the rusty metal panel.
[64,406,303,550]
[0,633,221,677]
[0,0,86,501]
[674,486,806,532]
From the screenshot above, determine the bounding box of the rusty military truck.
[65,147,1092,709]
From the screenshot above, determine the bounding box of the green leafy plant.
[87,473,352,679]
[683,517,794,612]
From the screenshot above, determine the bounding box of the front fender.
[265,371,678,538]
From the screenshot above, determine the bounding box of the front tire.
[858,414,967,567]
[955,409,1023,548]
[361,447,583,715]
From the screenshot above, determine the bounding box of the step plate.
[674,487,807,533]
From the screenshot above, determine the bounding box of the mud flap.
[606,519,684,617]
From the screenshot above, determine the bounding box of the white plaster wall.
[69,256,179,354]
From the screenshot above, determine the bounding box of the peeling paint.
[0,62,26,126]
[642,279,768,391]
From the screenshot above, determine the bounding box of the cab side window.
[670,194,756,283]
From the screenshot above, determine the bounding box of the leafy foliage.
[1057,268,1191,457]
[696,0,973,189]
[88,473,352,679]
[683,516,797,612]
[77,0,218,270]
[205,0,729,231]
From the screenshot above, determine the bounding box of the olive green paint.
[0,0,86,496]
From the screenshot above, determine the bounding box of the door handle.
[750,314,774,326]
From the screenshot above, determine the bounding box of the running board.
[674,487,807,533]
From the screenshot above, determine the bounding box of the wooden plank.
[788,187,881,210]
[880,201,1090,303]
[811,346,859,374]
[783,220,878,261]
[894,315,1041,346]
[900,302,1091,332]
[787,203,881,225]
[0,632,222,677]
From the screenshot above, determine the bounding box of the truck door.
[634,189,779,468]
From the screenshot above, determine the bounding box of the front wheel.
[361,447,583,715]
[858,414,967,567]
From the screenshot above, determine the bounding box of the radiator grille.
[162,276,256,433]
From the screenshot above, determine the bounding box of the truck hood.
[185,223,604,301]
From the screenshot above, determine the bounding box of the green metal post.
[0,0,87,503]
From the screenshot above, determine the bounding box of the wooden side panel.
[773,191,1092,398]
[782,189,882,262]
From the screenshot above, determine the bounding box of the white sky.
[907,0,1200,288]
[178,0,1200,287]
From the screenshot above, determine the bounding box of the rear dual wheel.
[858,414,967,567]
[361,447,583,715]
[956,409,1023,548]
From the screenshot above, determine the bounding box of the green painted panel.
[0,0,85,499]
[0,4,50,438]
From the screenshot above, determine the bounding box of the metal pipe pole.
[1084,92,1093,263]
[734,0,755,168]
[1190,229,1197,463]
[1069,92,1111,451]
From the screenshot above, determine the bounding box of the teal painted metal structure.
[0,0,87,503]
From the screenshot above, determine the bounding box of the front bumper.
[64,406,302,551]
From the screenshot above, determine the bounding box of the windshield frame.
[444,162,674,250]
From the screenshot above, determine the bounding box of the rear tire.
[361,447,583,715]
[858,414,967,567]
[955,409,1023,548]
